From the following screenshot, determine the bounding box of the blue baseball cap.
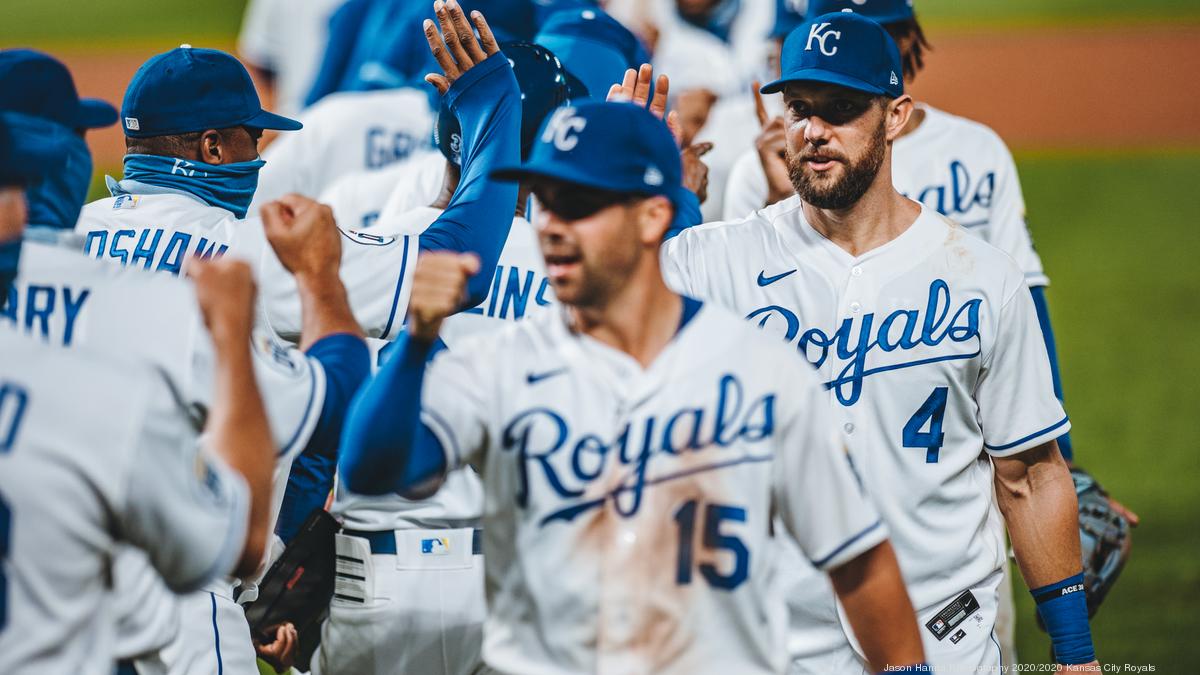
[0,111,72,184]
[806,0,915,25]
[771,0,806,39]
[491,100,687,207]
[0,50,117,130]
[761,12,903,97]
[121,45,302,138]
[535,8,649,102]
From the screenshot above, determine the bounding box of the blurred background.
[4,0,1198,668]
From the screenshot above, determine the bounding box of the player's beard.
[788,117,887,210]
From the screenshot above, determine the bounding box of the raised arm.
[191,258,275,577]
[416,2,521,306]
[260,194,370,542]
[339,251,479,496]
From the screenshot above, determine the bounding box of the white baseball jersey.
[337,209,554,531]
[237,0,344,117]
[661,202,1068,617]
[76,183,418,341]
[722,104,1049,287]
[418,302,885,675]
[250,87,434,212]
[322,150,445,234]
[0,329,248,675]
[6,235,324,664]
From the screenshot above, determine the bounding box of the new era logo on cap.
[890,71,899,85]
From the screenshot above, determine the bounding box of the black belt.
[344,528,482,555]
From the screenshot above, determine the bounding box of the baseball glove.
[1071,466,1133,617]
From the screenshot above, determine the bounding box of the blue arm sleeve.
[339,334,449,496]
[303,0,372,107]
[664,191,703,241]
[274,333,371,543]
[1030,285,1073,460]
[418,52,521,307]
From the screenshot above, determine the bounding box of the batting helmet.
[434,42,570,165]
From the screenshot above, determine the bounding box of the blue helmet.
[435,42,570,165]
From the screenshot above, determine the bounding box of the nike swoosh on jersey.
[756,269,797,286]
[526,368,567,385]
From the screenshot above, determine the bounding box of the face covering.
[0,237,20,312]
[25,132,92,230]
[120,153,265,219]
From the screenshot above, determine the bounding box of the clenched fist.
[260,193,342,282]
[190,257,257,348]
[407,252,481,342]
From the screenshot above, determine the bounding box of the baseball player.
[337,99,928,675]
[0,110,276,674]
[237,0,345,118]
[658,13,1099,672]
[728,0,1139,661]
[308,41,571,675]
[76,5,519,345]
[0,51,374,674]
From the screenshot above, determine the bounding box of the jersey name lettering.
[501,374,775,525]
[83,228,229,275]
[746,278,982,406]
[365,127,418,170]
[0,283,91,346]
[464,264,552,321]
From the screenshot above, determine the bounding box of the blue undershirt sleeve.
[274,333,370,543]
[1030,285,1072,460]
[664,191,703,241]
[339,334,449,496]
[417,52,521,307]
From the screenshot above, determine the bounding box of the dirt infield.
[59,24,1200,168]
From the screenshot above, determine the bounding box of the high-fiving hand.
[423,0,500,95]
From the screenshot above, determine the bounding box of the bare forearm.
[295,272,363,350]
[995,441,1082,588]
[829,541,925,671]
[208,336,274,575]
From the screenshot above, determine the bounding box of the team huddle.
[0,0,1135,674]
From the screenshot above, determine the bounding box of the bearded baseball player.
[337,99,928,675]
[0,110,275,674]
[660,12,1099,673]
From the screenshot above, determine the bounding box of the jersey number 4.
[674,500,749,590]
[0,383,30,631]
[903,387,948,463]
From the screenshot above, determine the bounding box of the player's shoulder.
[919,105,1014,157]
[672,195,803,252]
[923,207,1028,297]
[80,189,234,224]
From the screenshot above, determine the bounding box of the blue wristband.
[1031,573,1095,664]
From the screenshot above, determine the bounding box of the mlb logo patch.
[113,195,140,209]
[932,619,945,633]
[420,537,450,555]
[124,117,140,131]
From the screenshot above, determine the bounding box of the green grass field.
[1011,151,1200,669]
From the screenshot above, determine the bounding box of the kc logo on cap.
[805,22,842,56]
[541,107,587,152]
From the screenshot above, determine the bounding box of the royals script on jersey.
[662,202,1067,618]
[418,303,886,675]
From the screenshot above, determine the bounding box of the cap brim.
[760,69,889,96]
[243,109,303,132]
[76,98,118,129]
[492,158,646,195]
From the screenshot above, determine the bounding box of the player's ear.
[884,95,913,142]
[199,130,223,164]
[637,196,673,245]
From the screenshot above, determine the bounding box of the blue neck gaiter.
[121,153,265,219]
[26,132,93,230]
[0,237,20,312]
